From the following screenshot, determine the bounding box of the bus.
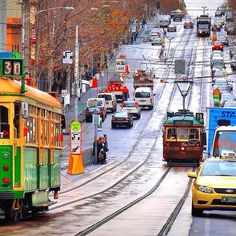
[162,110,204,166]
[0,76,64,221]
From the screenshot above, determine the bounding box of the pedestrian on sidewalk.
[103,134,109,153]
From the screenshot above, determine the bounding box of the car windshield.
[135,91,150,98]
[88,99,103,107]
[124,102,135,107]
[201,161,236,176]
[115,112,128,118]
[98,94,112,100]
[198,24,209,29]
[213,131,236,157]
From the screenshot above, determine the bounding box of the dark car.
[184,20,193,29]
[111,111,133,128]
[173,15,182,22]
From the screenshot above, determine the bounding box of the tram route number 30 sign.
[0,58,24,77]
[70,120,82,155]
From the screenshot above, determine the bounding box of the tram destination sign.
[0,58,24,78]
[174,120,193,126]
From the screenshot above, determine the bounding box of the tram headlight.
[3,153,9,159]
[195,184,213,193]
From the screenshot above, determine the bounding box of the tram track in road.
[157,38,210,236]
[49,29,200,234]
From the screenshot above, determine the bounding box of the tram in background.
[162,110,204,166]
[0,58,64,222]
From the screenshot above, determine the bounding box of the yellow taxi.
[188,156,236,216]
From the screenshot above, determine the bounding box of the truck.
[133,69,155,90]
[197,15,211,37]
[103,74,129,102]
[206,107,236,158]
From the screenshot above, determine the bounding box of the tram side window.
[167,128,176,140]
[14,103,20,138]
[0,106,9,139]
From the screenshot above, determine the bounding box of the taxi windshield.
[201,161,236,176]
[213,131,236,157]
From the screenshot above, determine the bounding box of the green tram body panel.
[0,146,13,192]
[24,147,37,191]
[0,145,61,200]
[50,150,61,187]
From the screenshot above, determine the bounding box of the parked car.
[212,41,224,51]
[85,98,107,122]
[121,100,141,119]
[231,55,236,70]
[111,111,133,128]
[184,20,193,29]
[97,92,117,112]
[167,24,176,32]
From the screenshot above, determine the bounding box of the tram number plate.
[221,197,236,203]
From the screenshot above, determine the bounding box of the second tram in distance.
[162,110,204,166]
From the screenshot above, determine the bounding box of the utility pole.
[21,0,29,72]
[74,25,79,120]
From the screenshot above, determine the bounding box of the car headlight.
[195,184,213,193]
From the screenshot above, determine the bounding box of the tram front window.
[177,128,189,141]
[166,128,176,141]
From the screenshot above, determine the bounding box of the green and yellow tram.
[162,110,204,166]
[0,77,63,221]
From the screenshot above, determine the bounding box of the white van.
[97,92,117,112]
[134,87,154,110]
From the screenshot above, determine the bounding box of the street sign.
[0,58,24,78]
[63,50,73,64]
[115,54,126,73]
[70,120,82,155]
[175,59,185,74]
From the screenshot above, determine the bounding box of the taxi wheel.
[191,203,203,217]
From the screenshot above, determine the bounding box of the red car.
[212,41,224,51]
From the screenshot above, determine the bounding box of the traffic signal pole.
[74,25,79,120]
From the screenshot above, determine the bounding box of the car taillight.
[85,108,89,115]
[125,118,129,121]
[2,177,9,185]
[112,117,116,121]
[180,146,186,151]
[3,165,9,171]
